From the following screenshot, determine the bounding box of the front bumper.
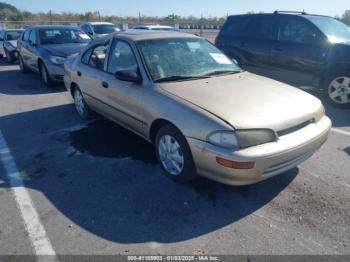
[46,63,65,82]
[187,116,331,186]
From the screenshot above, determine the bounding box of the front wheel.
[324,72,350,108]
[18,54,29,73]
[40,62,54,86]
[155,124,197,183]
[5,49,14,64]
[73,87,93,120]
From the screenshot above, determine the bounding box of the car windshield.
[5,31,23,41]
[93,24,116,34]
[39,28,91,45]
[137,38,241,82]
[307,16,350,43]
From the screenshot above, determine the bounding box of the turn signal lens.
[216,157,255,169]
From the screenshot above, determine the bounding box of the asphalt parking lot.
[0,55,349,258]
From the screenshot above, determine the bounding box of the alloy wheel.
[328,76,350,104]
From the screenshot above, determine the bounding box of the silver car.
[64,31,331,185]
[17,25,91,86]
[81,22,120,39]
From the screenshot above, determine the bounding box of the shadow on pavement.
[324,104,350,129]
[0,60,66,95]
[0,104,299,244]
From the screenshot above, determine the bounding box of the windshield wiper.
[202,70,242,77]
[154,75,210,83]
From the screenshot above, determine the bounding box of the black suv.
[215,11,350,107]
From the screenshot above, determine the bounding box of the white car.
[133,25,178,31]
[80,22,120,39]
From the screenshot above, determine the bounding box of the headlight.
[315,105,325,122]
[207,131,239,149]
[236,129,276,148]
[208,129,277,149]
[50,56,67,65]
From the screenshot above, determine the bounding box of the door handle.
[77,71,82,77]
[102,81,109,88]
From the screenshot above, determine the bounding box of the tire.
[5,49,14,64]
[18,54,29,73]
[73,87,93,120]
[155,124,197,183]
[39,61,54,86]
[324,70,350,108]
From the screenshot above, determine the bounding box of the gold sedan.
[64,31,331,185]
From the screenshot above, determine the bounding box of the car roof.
[113,30,199,42]
[86,22,114,25]
[4,29,24,32]
[26,25,81,30]
[134,25,175,29]
[228,12,333,19]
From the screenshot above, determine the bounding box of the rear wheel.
[324,71,350,108]
[155,124,197,183]
[73,87,93,120]
[39,61,54,86]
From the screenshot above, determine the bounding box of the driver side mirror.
[115,69,142,84]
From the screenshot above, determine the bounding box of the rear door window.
[246,15,276,40]
[221,15,252,37]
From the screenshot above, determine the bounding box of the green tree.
[341,10,350,26]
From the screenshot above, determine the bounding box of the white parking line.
[332,128,350,137]
[0,130,58,261]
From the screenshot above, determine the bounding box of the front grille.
[277,119,314,137]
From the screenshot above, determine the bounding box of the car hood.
[159,72,322,131]
[41,43,87,57]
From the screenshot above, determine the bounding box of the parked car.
[0,29,24,63]
[17,25,91,86]
[133,25,178,31]
[81,22,120,39]
[215,11,350,107]
[64,31,331,186]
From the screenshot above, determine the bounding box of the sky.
[2,0,349,17]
